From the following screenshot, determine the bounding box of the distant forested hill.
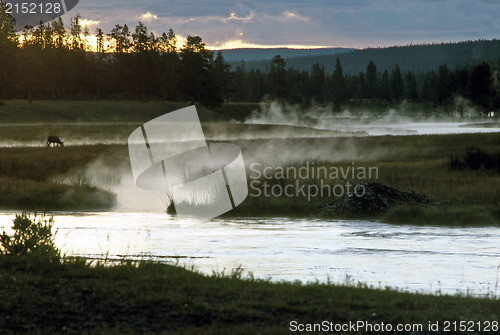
[229,40,500,74]
[219,47,354,62]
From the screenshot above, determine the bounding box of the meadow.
[0,99,499,225]
[2,255,500,334]
[231,133,500,225]
[0,145,117,210]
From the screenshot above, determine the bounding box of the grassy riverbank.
[0,145,117,210]
[1,257,499,334]
[229,133,500,224]
[0,99,233,123]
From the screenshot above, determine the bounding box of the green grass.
[0,123,140,144]
[227,133,500,224]
[1,258,499,334]
[0,145,119,210]
[227,154,500,223]
[381,205,499,226]
[0,100,230,123]
[218,102,260,121]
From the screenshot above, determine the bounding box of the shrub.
[0,213,61,266]
[448,147,500,172]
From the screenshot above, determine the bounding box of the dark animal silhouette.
[46,135,64,147]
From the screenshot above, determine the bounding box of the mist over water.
[244,100,500,136]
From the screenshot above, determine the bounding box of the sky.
[70,0,500,49]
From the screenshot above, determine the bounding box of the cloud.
[206,39,330,50]
[282,10,309,22]
[225,11,254,22]
[140,12,158,22]
[80,18,100,27]
[71,0,500,49]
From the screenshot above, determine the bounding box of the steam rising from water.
[52,155,168,213]
[244,100,500,136]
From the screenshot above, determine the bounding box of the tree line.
[0,9,230,106]
[1,7,499,112]
[233,56,500,112]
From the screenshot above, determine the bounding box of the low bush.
[0,213,61,268]
[449,147,500,172]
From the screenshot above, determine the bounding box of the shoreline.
[1,257,499,334]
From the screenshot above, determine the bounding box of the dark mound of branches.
[319,181,437,215]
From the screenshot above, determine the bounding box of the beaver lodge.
[319,181,438,215]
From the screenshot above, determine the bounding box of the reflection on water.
[1,211,499,297]
[320,121,500,136]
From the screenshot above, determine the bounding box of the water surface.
[1,211,498,297]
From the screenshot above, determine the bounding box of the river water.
[1,211,499,297]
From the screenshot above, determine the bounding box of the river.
[1,211,499,297]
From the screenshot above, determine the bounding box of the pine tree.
[268,55,287,100]
[310,63,326,103]
[69,13,83,50]
[379,70,391,101]
[366,60,378,99]
[180,36,221,107]
[214,51,232,102]
[108,24,131,53]
[0,2,18,99]
[390,64,404,102]
[468,62,494,110]
[331,57,346,109]
[405,72,419,102]
[159,28,180,100]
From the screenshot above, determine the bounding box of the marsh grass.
[0,145,118,210]
[0,123,140,144]
[0,100,230,124]
[2,133,499,220]
[226,159,377,216]
[167,133,500,224]
[378,159,500,206]
[1,255,500,334]
[226,156,500,221]
[227,133,500,224]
